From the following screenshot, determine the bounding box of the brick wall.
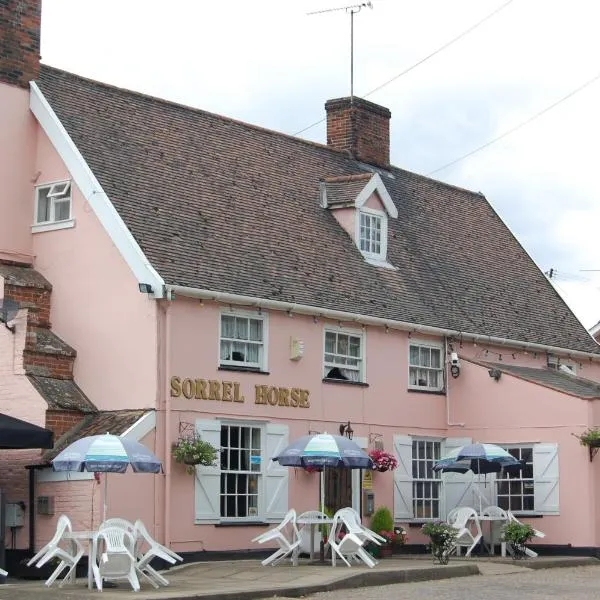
[0,0,41,89]
[4,283,51,327]
[325,96,391,168]
[45,409,83,440]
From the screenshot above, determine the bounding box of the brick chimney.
[325,97,391,168]
[0,0,42,88]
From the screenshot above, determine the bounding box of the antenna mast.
[308,2,373,104]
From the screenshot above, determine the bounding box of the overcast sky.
[39,0,600,328]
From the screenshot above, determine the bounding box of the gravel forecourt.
[300,565,600,600]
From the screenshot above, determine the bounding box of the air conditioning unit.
[37,495,55,515]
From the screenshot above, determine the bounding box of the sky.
[39,0,600,329]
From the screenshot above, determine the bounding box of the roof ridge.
[322,174,372,184]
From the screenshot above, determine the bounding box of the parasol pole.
[320,467,325,514]
[103,473,108,522]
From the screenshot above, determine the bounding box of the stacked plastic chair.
[92,526,139,591]
[251,509,301,566]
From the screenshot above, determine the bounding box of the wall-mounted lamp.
[138,283,153,294]
[339,421,353,439]
[488,368,502,381]
[450,352,460,378]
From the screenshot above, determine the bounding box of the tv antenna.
[307,2,374,104]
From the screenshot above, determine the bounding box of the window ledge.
[32,219,75,233]
[322,378,369,387]
[363,257,397,270]
[215,521,270,527]
[407,387,445,395]
[218,365,270,375]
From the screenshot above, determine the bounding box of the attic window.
[33,180,75,233]
[357,208,387,263]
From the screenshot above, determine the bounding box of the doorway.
[324,467,353,514]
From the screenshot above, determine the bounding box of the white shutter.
[441,437,473,517]
[264,423,289,522]
[393,435,413,520]
[194,419,221,523]
[533,443,559,514]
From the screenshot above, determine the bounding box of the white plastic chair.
[297,510,328,557]
[338,507,385,546]
[133,519,183,587]
[92,526,140,591]
[450,507,482,557]
[481,505,508,557]
[27,514,84,587]
[506,511,545,558]
[251,509,300,566]
[99,518,135,533]
[446,507,460,525]
[328,509,377,568]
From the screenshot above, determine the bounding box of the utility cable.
[293,0,515,136]
[427,70,600,175]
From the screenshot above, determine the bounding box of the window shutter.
[533,443,559,515]
[194,419,222,523]
[442,437,473,517]
[393,435,413,520]
[264,423,289,522]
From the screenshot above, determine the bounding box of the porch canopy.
[0,413,53,449]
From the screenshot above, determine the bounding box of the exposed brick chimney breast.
[0,0,41,88]
[325,97,391,168]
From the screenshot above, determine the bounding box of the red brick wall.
[23,350,74,379]
[325,97,391,168]
[45,409,84,440]
[4,283,51,327]
[0,0,41,88]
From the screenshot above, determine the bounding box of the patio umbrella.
[272,433,373,513]
[433,443,523,513]
[52,433,162,521]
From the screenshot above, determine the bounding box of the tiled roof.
[0,264,52,289]
[485,362,600,399]
[36,66,600,355]
[41,409,150,462]
[28,375,97,412]
[322,174,373,207]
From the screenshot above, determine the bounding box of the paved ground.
[0,556,596,600]
[305,564,600,600]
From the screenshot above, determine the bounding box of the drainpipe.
[163,300,172,548]
[445,337,465,427]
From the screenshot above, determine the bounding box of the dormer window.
[321,172,397,269]
[359,209,385,260]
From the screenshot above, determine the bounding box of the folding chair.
[450,507,482,557]
[27,514,84,587]
[133,519,183,587]
[506,511,545,558]
[92,526,140,591]
[327,509,377,568]
[251,509,300,566]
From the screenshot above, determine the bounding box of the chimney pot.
[325,97,391,168]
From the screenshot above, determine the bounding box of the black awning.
[0,413,53,449]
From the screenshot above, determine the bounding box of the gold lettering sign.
[170,376,307,408]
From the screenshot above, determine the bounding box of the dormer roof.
[321,172,398,218]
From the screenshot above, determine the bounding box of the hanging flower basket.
[172,435,219,474]
[368,449,398,472]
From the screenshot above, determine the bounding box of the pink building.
[1,0,600,571]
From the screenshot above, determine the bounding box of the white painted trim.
[323,324,366,382]
[121,410,156,441]
[165,286,600,362]
[408,338,445,392]
[590,320,600,336]
[31,219,75,233]
[354,173,397,219]
[355,206,389,264]
[37,468,94,483]
[29,82,165,298]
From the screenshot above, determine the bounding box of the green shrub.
[502,521,535,558]
[370,506,394,534]
[421,521,458,564]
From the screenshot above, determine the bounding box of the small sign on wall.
[362,470,373,490]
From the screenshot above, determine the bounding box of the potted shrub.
[421,521,458,564]
[369,506,394,557]
[575,427,600,448]
[368,449,398,473]
[502,521,536,559]
[172,435,219,474]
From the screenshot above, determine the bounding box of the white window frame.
[219,421,265,522]
[323,325,366,383]
[356,207,388,265]
[33,180,75,233]
[408,340,444,392]
[219,309,268,371]
[412,438,442,520]
[495,444,535,515]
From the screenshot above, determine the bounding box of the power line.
[427,70,600,176]
[293,0,515,136]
